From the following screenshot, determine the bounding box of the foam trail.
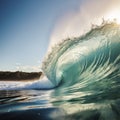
[0,76,54,90]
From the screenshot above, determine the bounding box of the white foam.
[0,76,54,90]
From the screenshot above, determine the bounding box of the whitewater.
[0,22,120,120]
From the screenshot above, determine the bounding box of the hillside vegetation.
[0,71,42,81]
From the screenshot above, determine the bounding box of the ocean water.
[0,23,120,120]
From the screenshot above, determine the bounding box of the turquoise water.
[0,23,120,120]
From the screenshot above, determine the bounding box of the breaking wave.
[0,22,120,94]
[42,22,120,89]
[41,22,120,119]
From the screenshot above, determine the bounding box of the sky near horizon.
[0,0,120,72]
[0,0,82,71]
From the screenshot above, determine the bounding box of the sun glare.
[105,9,120,24]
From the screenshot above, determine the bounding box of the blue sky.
[0,0,82,71]
[0,0,119,71]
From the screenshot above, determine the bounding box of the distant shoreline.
[0,71,42,81]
